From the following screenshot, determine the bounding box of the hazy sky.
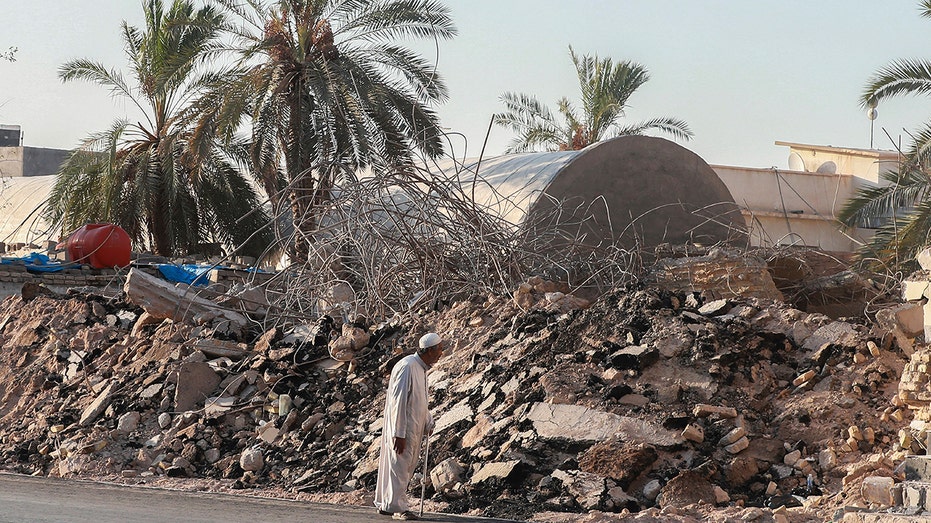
[1,0,930,169]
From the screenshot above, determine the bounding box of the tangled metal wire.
[252,160,644,328]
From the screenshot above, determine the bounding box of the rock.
[792,370,816,387]
[725,456,760,487]
[801,321,859,354]
[116,411,141,434]
[692,404,737,418]
[681,423,704,443]
[204,448,220,463]
[643,479,662,501]
[173,361,221,412]
[659,470,716,508]
[462,414,495,448]
[606,486,635,510]
[724,436,749,454]
[434,401,473,435]
[783,449,802,466]
[328,324,369,362]
[698,299,730,316]
[240,447,264,472]
[430,457,465,492]
[718,426,747,446]
[819,448,837,471]
[713,485,730,504]
[578,440,657,488]
[157,413,172,429]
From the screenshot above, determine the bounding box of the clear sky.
[1,0,930,169]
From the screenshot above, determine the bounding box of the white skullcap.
[418,332,443,350]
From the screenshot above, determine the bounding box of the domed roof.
[442,135,746,250]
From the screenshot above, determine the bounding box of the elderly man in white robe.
[374,332,446,520]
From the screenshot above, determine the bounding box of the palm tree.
[839,0,931,270]
[46,0,273,258]
[495,46,692,153]
[199,0,456,262]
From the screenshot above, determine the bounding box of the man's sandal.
[392,511,420,520]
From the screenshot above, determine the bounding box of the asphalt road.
[0,473,520,523]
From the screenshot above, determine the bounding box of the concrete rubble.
[1,248,931,521]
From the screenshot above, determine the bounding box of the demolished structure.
[2,133,930,522]
[0,245,929,522]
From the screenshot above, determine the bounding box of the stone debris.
[0,254,930,522]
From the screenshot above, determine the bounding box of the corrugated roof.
[436,151,578,225]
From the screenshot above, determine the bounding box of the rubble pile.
[0,257,924,522]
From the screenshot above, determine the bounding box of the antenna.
[867,99,878,149]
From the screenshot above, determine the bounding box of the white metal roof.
[434,151,578,225]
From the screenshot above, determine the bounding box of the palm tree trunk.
[151,191,173,256]
[286,75,312,265]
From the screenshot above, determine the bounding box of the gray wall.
[22,147,69,177]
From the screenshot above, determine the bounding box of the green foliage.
[495,46,693,153]
[46,0,273,258]
[839,167,931,271]
[198,0,457,261]
[846,0,931,271]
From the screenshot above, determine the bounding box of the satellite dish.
[816,161,837,174]
[788,152,806,171]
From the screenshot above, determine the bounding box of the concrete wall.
[712,164,870,251]
[0,147,24,177]
[776,141,899,185]
[0,146,69,177]
[712,142,900,253]
[23,147,69,177]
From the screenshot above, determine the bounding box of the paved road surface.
[0,473,520,523]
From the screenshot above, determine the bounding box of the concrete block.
[917,248,931,271]
[902,279,930,301]
[903,482,925,509]
[905,455,931,481]
[860,476,894,506]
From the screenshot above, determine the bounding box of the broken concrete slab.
[861,476,895,506]
[172,361,221,412]
[801,321,860,354]
[79,380,116,426]
[525,402,682,446]
[123,268,248,336]
[550,469,607,510]
[434,401,473,435]
[470,460,520,484]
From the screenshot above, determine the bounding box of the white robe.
[374,353,432,513]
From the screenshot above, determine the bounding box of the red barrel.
[65,223,131,269]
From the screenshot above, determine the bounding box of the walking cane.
[419,434,431,518]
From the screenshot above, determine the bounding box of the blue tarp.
[156,264,212,286]
[0,253,66,273]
